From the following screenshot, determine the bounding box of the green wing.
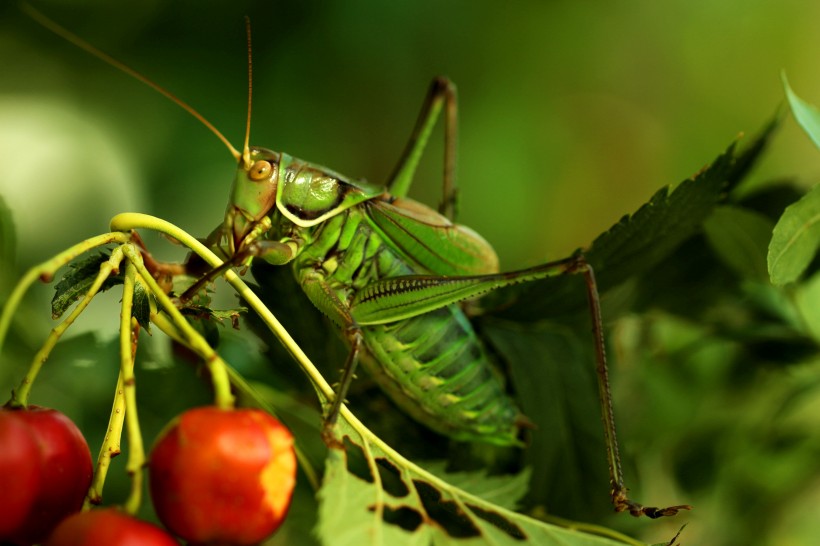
[365,197,499,276]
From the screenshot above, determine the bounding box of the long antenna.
[242,16,253,169]
[22,3,242,162]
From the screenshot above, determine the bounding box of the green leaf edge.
[783,72,820,150]
[768,184,820,285]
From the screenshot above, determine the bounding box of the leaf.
[630,234,737,319]
[317,447,425,546]
[704,205,774,281]
[481,320,609,519]
[418,463,532,511]
[784,73,820,150]
[132,279,152,331]
[316,415,636,546]
[51,251,123,318]
[768,184,820,285]
[171,274,212,308]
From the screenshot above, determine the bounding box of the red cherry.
[0,405,93,545]
[149,407,297,545]
[0,413,41,538]
[44,508,179,546]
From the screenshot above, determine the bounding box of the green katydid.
[25,6,690,519]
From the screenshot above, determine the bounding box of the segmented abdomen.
[360,304,521,445]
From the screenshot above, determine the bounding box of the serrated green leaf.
[418,463,532,511]
[704,205,774,281]
[51,251,123,318]
[768,184,820,285]
[784,73,820,150]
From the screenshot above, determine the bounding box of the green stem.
[85,370,126,507]
[120,261,145,515]
[120,242,234,410]
[0,232,131,364]
[12,247,125,407]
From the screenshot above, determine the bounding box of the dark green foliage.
[132,280,152,331]
[50,251,122,319]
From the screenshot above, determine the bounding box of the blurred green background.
[3,1,820,545]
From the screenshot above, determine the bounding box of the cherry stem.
[85,371,126,508]
[120,262,146,515]
[121,244,235,410]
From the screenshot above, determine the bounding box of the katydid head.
[225,147,282,254]
[224,148,384,255]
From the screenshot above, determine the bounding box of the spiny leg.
[387,77,459,222]
[572,257,691,518]
[322,327,363,446]
[296,274,367,446]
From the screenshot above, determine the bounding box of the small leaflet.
[132,279,152,331]
[51,251,122,319]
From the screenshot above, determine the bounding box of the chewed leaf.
[420,462,532,511]
[51,251,123,318]
[784,73,820,150]
[768,184,820,285]
[317,415,633,546]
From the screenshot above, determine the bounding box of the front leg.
[180,238,300,303]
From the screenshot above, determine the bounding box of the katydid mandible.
[27,7,690,519]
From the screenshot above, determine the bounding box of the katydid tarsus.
[25,5,690,518]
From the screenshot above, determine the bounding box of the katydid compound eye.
[249,160,272,181]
